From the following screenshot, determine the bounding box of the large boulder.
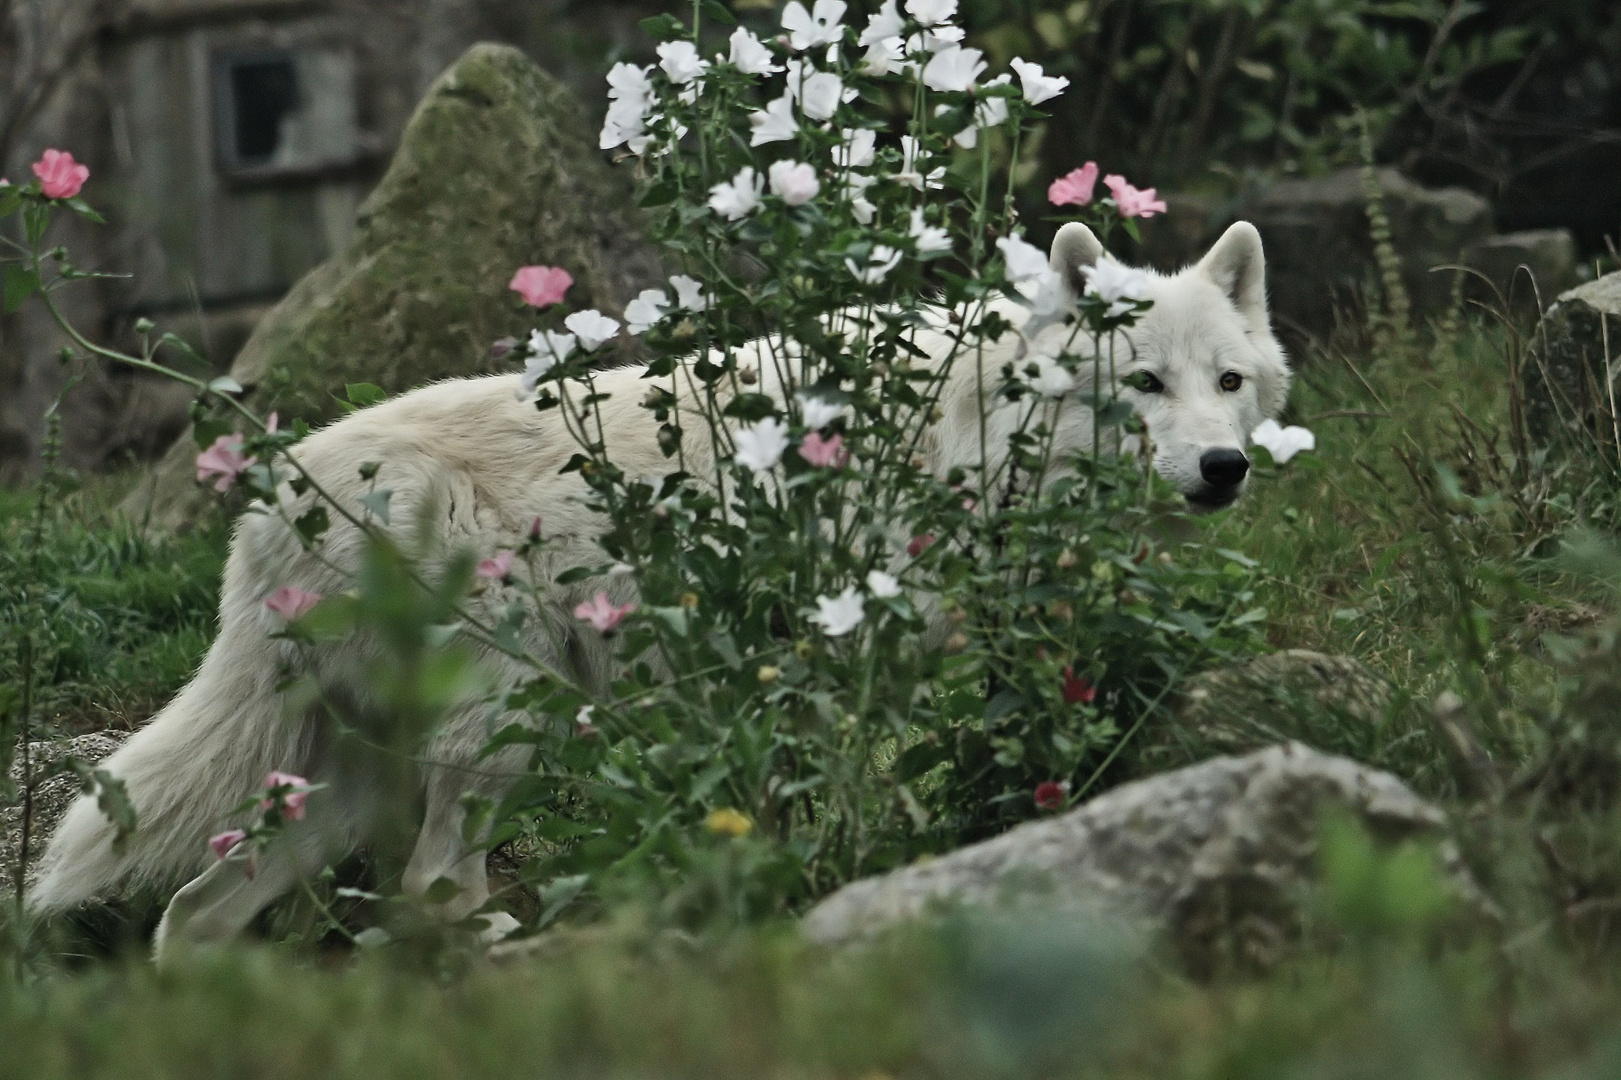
[1239,167,1492,339]
[1523,270,1621,444]
[1,732,129,896]
[124,42,663,529]
[802,743,1458,973]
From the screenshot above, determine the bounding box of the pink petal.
[509,265,574,308]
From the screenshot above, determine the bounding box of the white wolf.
[30,221,1290,957]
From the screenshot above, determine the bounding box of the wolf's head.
[1033,220,1291,510]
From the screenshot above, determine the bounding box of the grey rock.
[1,732,130,896]
[1239,167,1493,338]
[1462,229,1579,315]
[802,743,1452,973]
[123,42,663,530]
[1524,270,1621,444]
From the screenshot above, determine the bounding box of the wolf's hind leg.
[151,794,362,966]
[401,758,520,942]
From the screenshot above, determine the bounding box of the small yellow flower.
[794,639,814,660]
[705,808,753,837]
[757,664,781,683]
[680,591,700,609]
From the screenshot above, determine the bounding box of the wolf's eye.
[1219,372,1243,392]
[1125,371,1164,394]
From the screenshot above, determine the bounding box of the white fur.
[29,224,1289,958]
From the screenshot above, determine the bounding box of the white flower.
[564,310,620,351]
[657,41,709,85]
[709,166,765,219]
[1084,257,1152,316]
[907,27,964,53]
[1017,269,1069,338]
[846,245,903,284]
[799,71,845,120]
[1030,355,1075,397]
[905,0,958,27]
[609,562,636,576]
[810,586,865,636]
[1010,57,1068,105]
[781,0,846,51]
[908,207,952,254]
[606,61,653,103]
[749,93,799,146]
[600,63,655,151]
[996,233,1049,282]
[846,173,878,223]
[797,393,846,429]
[669,274,709,312]
[942,83,1007,148]
[861,36,906,74]
[895,136,945,190]
[1250,419,1316,464]
[521,330,576,393]
[922,46,984,92]
[860,0,904,45]
[866,570,901,598]
[833,128,876,169]
[728,27,781,74]
[624,288,671,335]
[734,417,790,473]
[768,160,820,205]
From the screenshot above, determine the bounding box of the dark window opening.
[228,57,299,164]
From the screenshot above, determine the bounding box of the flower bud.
[757,664,781,683]
[134,317,155,335]
[739,366,758,385]
[1056,549,1078,569]
[944,631,969,653]
[680,591,699,609]
[794,639,814,660]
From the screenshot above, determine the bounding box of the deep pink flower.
[195,434,254,492]
[1034,780,1070,811]
[1102,174,1167,218]
[32,149,89,199]
[209,829,247,860]
[907,533,936,558]
[574,591,637,633]
[264,585,322,621]
[509,265,574,308]
[261,771,310,821]
[1048,162,1099,207]
[798,431,848,468]
[1060,666,1096,705]
[477,550,515,580]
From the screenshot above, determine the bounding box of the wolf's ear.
[1049,222,1103,297]
[1198,221,1268,333]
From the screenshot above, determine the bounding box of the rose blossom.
[31,149,89,199]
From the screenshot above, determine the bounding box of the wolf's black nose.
[1199,448,1250,488]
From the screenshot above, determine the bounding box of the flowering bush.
[3,0,1272,936]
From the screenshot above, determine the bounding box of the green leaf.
[0,187,22,218]
[640,13,686,40]
[192,417,232,450]
[702,0,736,24]
[294,506,331,548]
[2,265,40,313]
[345,382,387,408]
[66,197,106,224]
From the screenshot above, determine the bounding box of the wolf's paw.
[477,911,521,944]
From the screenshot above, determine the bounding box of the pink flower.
[907,533,936,557]
[1048,162,1099,207]
[798,431,848,468]
[509,265,573,308]
[1060,666,1096,705]
[261,771,311,821]
[1034,780,1070,811]
[264,585,322,621]
[574,591,637,633]
[194,434,254,492]
[528,515,544,542]
[1102,174,1167,218]
[32,149,89,199]
[209,829,247,860]
[477,550,515,580]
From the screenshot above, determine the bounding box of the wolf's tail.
[29,605,312,912]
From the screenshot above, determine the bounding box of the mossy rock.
[1523,270,1621,446]
[126,42,662,528]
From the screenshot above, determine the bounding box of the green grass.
[8,318,1621,1076]
[0,479,227,736]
